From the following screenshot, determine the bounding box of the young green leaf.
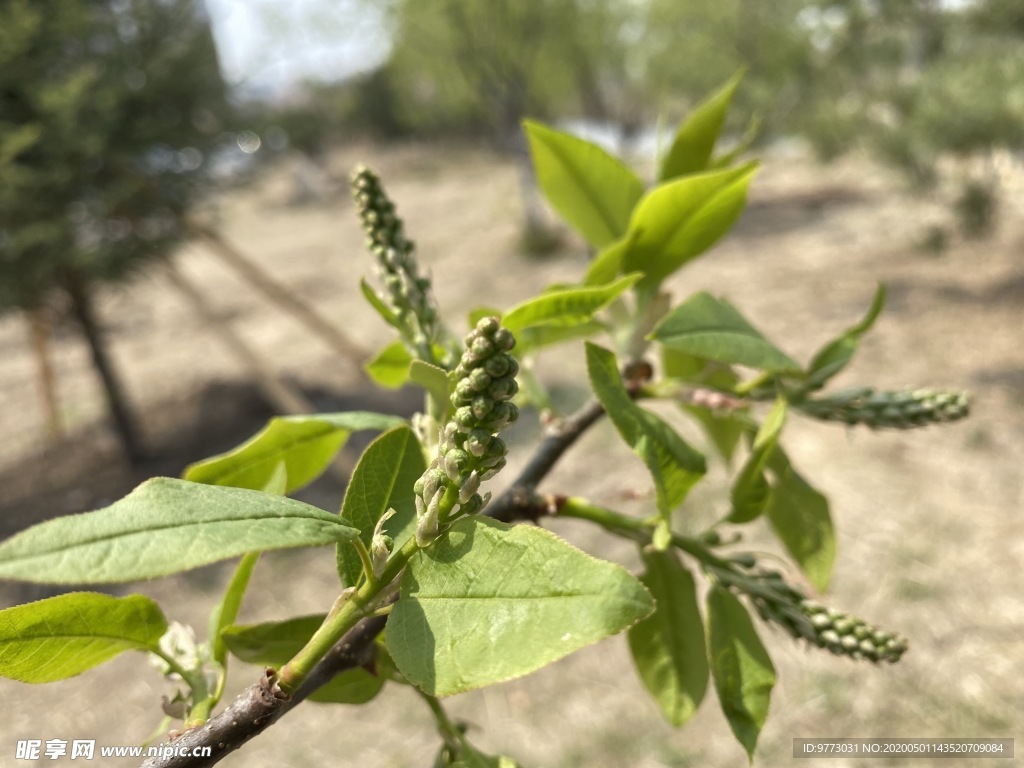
[765,449,835,592]
[586,343,707,530]
[706,585,776,761]
[660,70,745,181]
[366,340,414,389]
[0,478,359,584]
[336,426,426,587]
[0,592,167,683]
[221,615,382,703]
[184,411,404,493]
[651,292,799,373]
[710,113,762,170]
[222,614,326,667]
[208,552,260,667]
[409,359,452,420]
[515,319,607,356]
[728,397,787,523]
[805,284,886,390]
[628,550,708,726]
[361,277,403,331]
[502,273,641,334]
[523,119,644,249]
[387,517,654,697]
[621,163,758,291]
[584,228,640,286]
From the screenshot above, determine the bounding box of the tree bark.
[61,268,147,464]
[25,305,63,442]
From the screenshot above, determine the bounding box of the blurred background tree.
[300,0,1022,242]
[0,0,231,462]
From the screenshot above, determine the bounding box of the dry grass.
[0,141,1021,767]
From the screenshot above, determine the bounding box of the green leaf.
[628,550,708,726]
[0,592,167,683]
[515,319,607,356]
[662,348,739,391]
[184,411,404,493]
[652,292,799,373]
[682,406,746,467]
[706,585,776,761]
[387,517,654,696]
[337,426,426,587]
[366,340,413,389]
[523,119,644,249]
[584,228,640,286]
[710,113,762,170]
[361,278,403,331]
[221,615,382,703]
[728,397,787,523]
[622,163,758,290]
[502,273,641,335]
[409,359,452,420]
[0,478,359,584]
[310,667,385,704]
[586,343,706,527]
[222,614,326,666]
[660,70,745,181]
[765,449,835,592]
[208,553,260,667]
[805,284,886,390]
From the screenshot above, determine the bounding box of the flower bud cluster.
[744,570,908,664]
[413,317,520,547]
[798,600,908,663]
[351,165,444,360]
[800,387,969,429]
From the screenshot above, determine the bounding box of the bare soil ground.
[0,142,1021,767]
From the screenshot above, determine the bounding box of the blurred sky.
[204,0,389,99]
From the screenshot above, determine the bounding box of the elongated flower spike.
[798,386,970,429]
[351,165,452,365]
[745,569,908,663]
[413,317,520,547]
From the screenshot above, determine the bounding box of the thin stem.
[149,649,211,728]
[417,689,463,748]
[556,496,737,572]
[278,534,420,694]
[350,537,377,591]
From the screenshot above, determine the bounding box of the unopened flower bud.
[468,368,493,393]
[471,395,494,420]
[459,470,481,503]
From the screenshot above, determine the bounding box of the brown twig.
[142,614,387,768]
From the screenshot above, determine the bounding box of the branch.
[146,392,623,765]
[142,614,387,768]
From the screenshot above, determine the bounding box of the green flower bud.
[469,335,494,361]
[465,429,492,457]
[471,395,495,420]
[443,449,470,482]
[484,355,511,378]
[468,368,493,393]
[459,470,481,503]
[799,386,970,429]
[454,406,476,431]
[488,377,518,401]
[494,327,515,351]
[454,379,477,402]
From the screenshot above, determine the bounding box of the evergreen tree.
[0,0,230,461]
